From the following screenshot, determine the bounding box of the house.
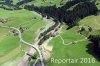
[0,19,8,23]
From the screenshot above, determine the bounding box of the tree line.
[88,34,100,60]
[38,22,62,45]
[24,0,98,29]
[0,0,34,10]
[16,0,34,7]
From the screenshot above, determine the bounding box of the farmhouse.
[0,19,8,23]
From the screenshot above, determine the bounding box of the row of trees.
[38,22,59,39]
[16,0,34,7]
[0,0,34,10]
[38,21,62,45]
[60,0,90,11]
[0,0,13,6]
[38,33,51,45]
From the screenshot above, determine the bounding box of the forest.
[24,0,98,29]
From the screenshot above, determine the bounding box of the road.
[0,17,61,66]
[59,35,87,45]
[34,17,55,42]
[58,26,88,46]
[0,26,44,66]
[0,16,61,66]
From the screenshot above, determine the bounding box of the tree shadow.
[24,0,98,30]
[86,43,100,61]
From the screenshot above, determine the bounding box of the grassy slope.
[96,0,100,9]
[48,25,100,66]
[24,0,68,7]
[0,0,100,66]
[13,0,19,5]
[0,9,45,65]
[79,15,100,30]
[31,0,62,7]
[48,1,100,66]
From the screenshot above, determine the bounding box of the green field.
[47,2,100,64]
[79,15,100,30]
[15,0,68,7]
[96,0,100,9]
[47,2,100,65]
[47,3,100,65]
[0,0,100,66]
[48,25,100,66]
[0,8,45,65]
